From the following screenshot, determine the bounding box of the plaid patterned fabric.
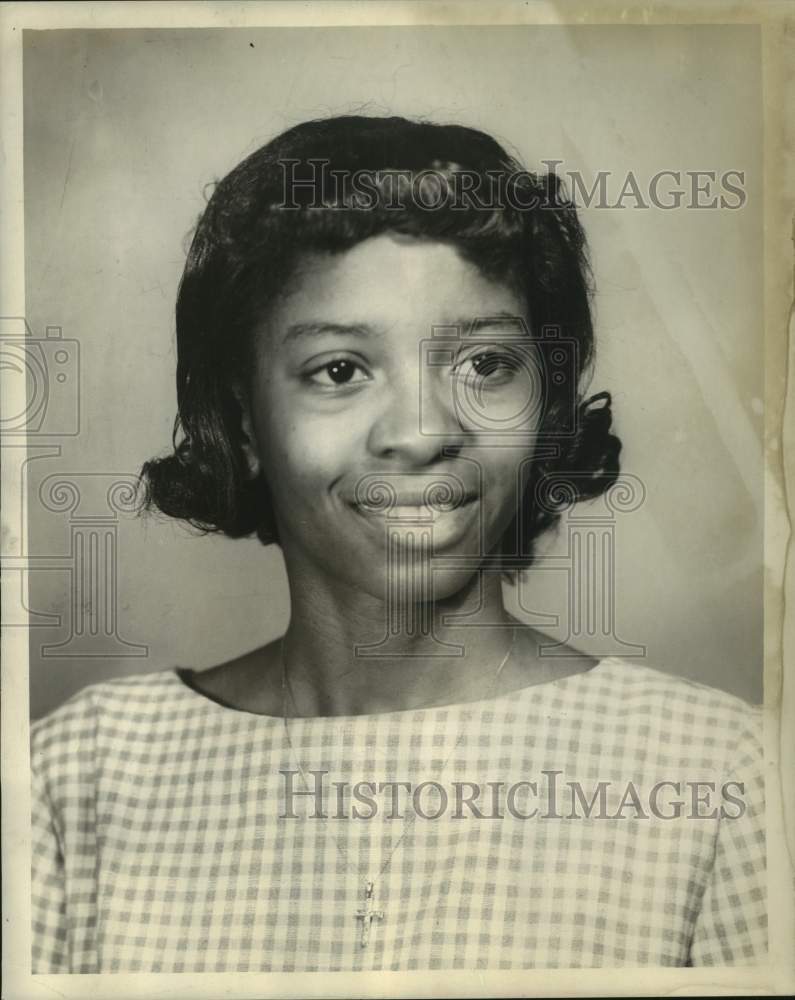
[31,658,766,972]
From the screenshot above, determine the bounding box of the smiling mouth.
[349,494,478,517]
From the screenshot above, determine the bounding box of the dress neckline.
[171,656,617,723]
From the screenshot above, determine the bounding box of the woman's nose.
[366,376,464,465]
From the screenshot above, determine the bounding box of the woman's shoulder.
[581,657,763,766]
[30,669,192,760]
[593,657,761,712]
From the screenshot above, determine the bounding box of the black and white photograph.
[2,2,793,997]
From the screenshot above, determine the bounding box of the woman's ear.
[231,381,262,480]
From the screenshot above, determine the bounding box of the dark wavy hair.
[139,115,621,565]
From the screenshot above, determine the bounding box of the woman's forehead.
[269,233,525,336]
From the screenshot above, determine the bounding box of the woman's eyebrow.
[282,321,377,344]
[449,312,528,335]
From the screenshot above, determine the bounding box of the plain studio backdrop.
[21,24,763,718]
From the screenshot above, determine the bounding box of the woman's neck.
[188,557,598,718]
[281,568,516,717]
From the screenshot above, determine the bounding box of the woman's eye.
[455,351,521,382]
[307,358,369,388]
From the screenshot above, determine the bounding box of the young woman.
[31,115,765,973]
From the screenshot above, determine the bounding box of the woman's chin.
[343,560,488,608]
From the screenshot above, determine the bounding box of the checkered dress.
[31,658,766,972]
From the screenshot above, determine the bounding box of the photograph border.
[1,2,793,997]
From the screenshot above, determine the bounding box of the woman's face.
[239,233,540,601]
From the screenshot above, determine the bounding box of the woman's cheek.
[273,429,341,500]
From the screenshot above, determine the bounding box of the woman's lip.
[349,495,478,515]
[347,495,481,551]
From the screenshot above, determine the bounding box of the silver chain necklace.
[280,628,517,948]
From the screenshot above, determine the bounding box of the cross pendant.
[355,880,384,947]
